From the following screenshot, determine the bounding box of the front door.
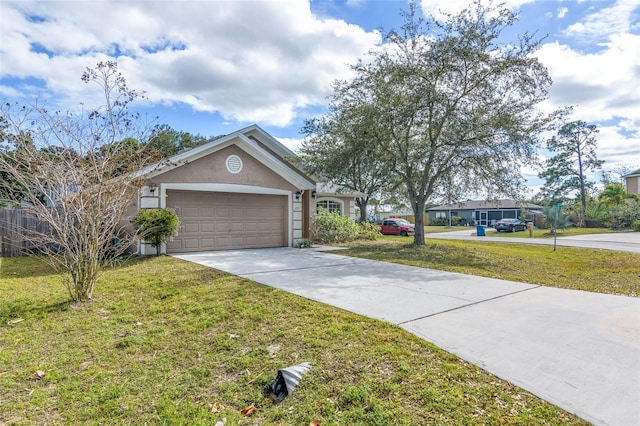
[479,212,488,226]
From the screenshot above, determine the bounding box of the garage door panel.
[260,222,280,231]
[166,240,182,251]
[201,222,215,232]
[183,207,199,218]
[230,236,244,245]
[258,235,281,245]
[184,238,200,249]
[245,208,258,217]
[230,222,245,232]
[216,206,230,217]
[166,190,287,253]
[201,238,215,248]
[182,223,198,233]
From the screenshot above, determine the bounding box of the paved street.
[427,229,640,253]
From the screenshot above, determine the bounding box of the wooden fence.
[0,209,52,257]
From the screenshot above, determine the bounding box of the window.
[488,210,503,221]
[435,211,447,218]
[316,199,342,214]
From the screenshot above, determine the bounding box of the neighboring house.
[371,206,426,224]
[427,199,543,227]
[623,168,640,195]
[134,124,358,255]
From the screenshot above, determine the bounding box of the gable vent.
[226,154,243,174]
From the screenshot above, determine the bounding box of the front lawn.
[0,256,587,425]
[338,239,640,296]
[339,240,640,296]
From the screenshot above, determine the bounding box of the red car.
[380,218,415,236]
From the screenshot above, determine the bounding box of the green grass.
[0,256,587,425]
[338,238,640,296]
[423,225,469,233]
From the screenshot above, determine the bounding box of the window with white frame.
[435,211,447,218]
[316,199,342,214]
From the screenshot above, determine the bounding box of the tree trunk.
[356,197,368,223]
[414,208,425,245]
[407,184,426,245]
[411,195,427,245]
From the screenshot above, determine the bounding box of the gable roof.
[428,199,543,211]
[623,168,640,178]
[139,124,315,190]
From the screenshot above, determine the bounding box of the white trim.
[241,124,297,158]
[159,183,291,201]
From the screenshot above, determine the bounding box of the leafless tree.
[0,61,158,302]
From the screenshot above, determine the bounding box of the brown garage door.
[166,190,286,253]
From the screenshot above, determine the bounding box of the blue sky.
[1,0,639,194]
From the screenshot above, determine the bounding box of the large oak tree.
[310,1,559,244]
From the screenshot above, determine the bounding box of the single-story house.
[427,199,543,227]
[134,125,359,255]
[623,168,640,195]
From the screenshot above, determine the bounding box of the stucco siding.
[155,145,297,192]
[626,176,639,195]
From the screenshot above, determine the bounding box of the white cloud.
[274,136,305,153]
[557,7,569,19]
[420,0,534,18]
[564,0,639,40]
[0,0,380,127]
[537,33,640,127]
[534,31,639,187]
[535,0,640,169]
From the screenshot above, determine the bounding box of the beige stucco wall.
[626,176,639,195]
[154,145,297,192]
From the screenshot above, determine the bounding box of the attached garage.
[165,190,286,253]
[136,125,321,255]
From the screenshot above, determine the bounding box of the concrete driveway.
[173,247,640,426]
[427,229,640,253]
